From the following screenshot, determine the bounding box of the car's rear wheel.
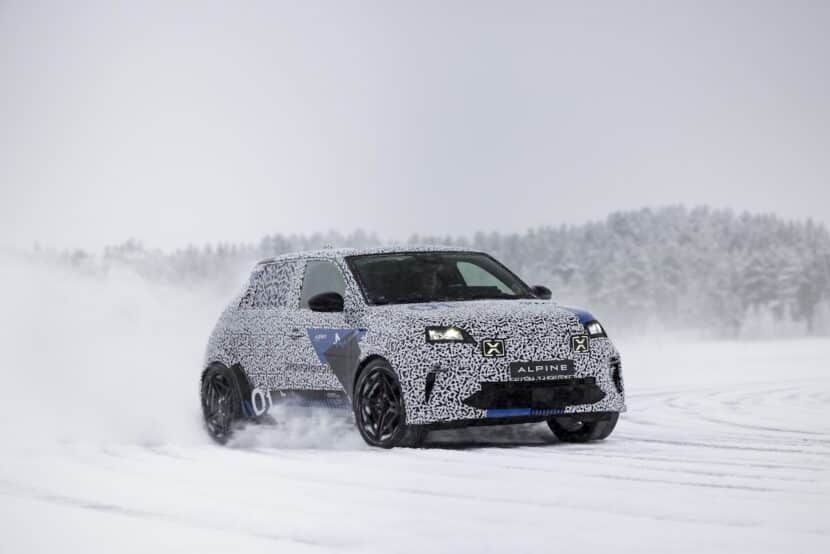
[547,413,618,442]
[353,360,424,448]
[201,364,245,444]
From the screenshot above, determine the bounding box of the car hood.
[364,299,591,337]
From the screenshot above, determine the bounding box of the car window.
[300,260,346,308]
[241,261,299,309]
[456,261,513,294]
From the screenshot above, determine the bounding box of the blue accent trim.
[242,400,254,417]
[307,328,367,363]
[561,306,596,325]
[486,408,532,418]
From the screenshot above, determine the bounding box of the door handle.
[288,328,304,339]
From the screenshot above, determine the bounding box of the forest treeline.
[38,206,830,337]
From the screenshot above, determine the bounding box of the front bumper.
[399,337,626,425]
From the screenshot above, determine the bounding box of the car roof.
[255,245,480,266]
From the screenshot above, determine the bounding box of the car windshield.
[347,251,534,305]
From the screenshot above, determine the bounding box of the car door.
[236,260,303,392]
[290,258,364,392]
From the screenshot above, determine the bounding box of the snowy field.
[1,259,829,553]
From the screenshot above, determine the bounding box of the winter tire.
[354,359,424,448]
[201,363,246,444]
[547,412,619,443]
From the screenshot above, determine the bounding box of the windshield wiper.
[459,292,518,301]
[371,293,435,305]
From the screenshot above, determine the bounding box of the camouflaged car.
[201,246,625,447]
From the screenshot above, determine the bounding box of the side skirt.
[268,389,351,410]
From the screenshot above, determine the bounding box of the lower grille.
[463,378,605,410]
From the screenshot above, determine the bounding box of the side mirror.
[308,291,344,312]
[531,285,552,300]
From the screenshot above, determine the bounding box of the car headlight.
[425,326,474,343]
[584,320,606,337]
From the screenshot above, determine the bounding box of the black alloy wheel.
[353,360,423,448]
[201,365,244,444]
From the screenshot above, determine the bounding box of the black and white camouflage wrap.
[204,246,626,426]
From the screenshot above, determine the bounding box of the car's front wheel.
[353,360,424,448]
[547,413,618,442]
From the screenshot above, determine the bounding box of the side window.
[457,261,512,294]
[300,260,346,308]
[241,262,299,309]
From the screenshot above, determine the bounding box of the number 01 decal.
[250,387,273,416]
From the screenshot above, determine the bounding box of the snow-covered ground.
[1,258,829,553]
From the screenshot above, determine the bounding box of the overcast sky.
[1,0,828,251]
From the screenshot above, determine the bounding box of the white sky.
[1,0,828,251]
